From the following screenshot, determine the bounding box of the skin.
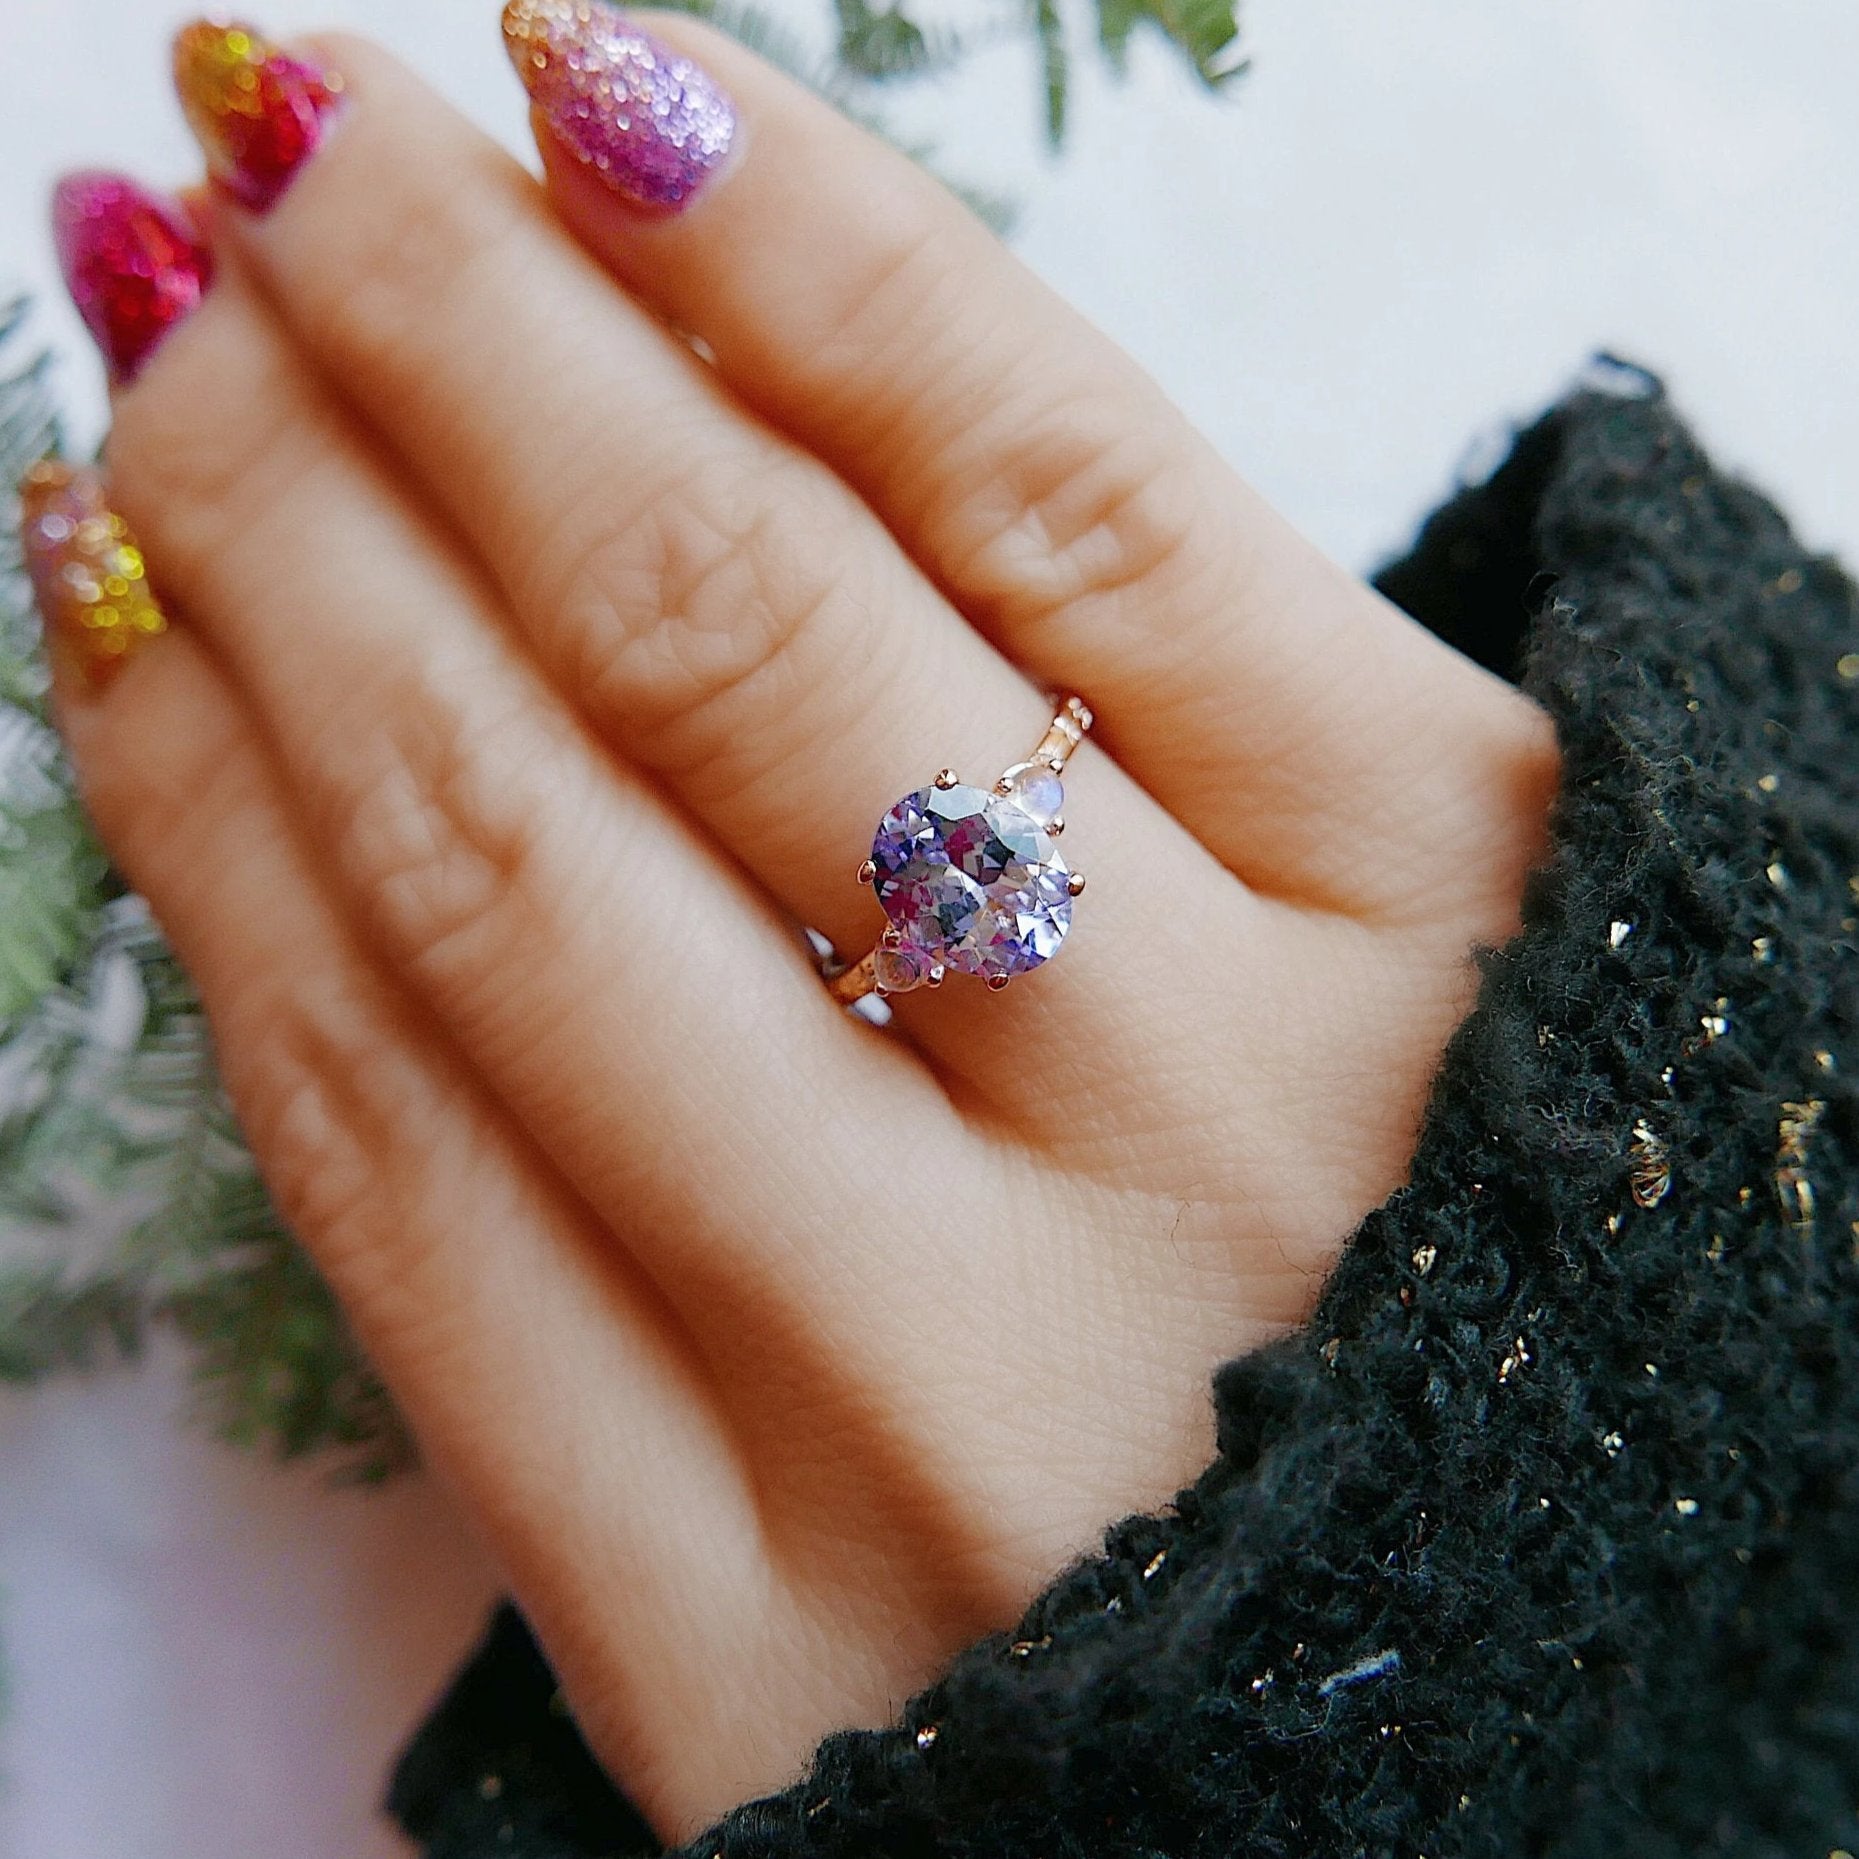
[56,18,1558,1840]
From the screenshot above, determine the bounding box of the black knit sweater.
[387,374,1859,1858]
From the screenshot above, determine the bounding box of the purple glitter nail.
[502,0,736,215]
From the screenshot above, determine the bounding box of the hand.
[33,9,1555,1836]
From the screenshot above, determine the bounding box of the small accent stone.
[998,759,1065,824]
[872,945,932,994]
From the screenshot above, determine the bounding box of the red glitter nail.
[52,173,212,386]
[173,21,345,214]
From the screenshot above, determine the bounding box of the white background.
[1,3,1856,1855]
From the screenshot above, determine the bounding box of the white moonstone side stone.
[999,761,1065,824]
[873,945,932,994]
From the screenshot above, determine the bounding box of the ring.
[822,697,1093,1006]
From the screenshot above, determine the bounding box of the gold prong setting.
[823,696,1093,1009]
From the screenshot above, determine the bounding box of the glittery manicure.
[173,20,345,213]
[502,0,736,215]
[19,461,169,691]
[52,173,212,386]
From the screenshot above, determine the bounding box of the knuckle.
[767,184,1209,633]
[78,665,252,866]
[228,977,454,1330]
[318,680,566,987]
[225,978,396,1275]
[106,340,315,568]
[295,155,533,419]
[798,201,955,420]
[549,458,846,781]
[962,407,1206,626]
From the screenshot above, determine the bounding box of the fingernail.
[501,0,736,215]
[173,20,345,213]
[19,460,169,692]
[52,173,212,387]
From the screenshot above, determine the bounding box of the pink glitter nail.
[502,0,737,215]
[52,173,211,385]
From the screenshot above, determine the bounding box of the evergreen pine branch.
[1033,0,1068,147]
[1095,0,1248,87]
[646,0,1247,183]
[0,300,57,714]
[0,311,400,1474]
[0,731,103,1023]
[166,1206,415,1483]
[831,0,974,82]
[0,1266,142,1380]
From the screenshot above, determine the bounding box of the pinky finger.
[31,471,762,1824]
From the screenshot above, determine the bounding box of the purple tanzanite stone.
[869,783,1073,980]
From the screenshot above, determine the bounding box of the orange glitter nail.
[19,461,169,691]
[173,20,345,213]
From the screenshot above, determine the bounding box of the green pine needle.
[1096,0,1248,86]
[0,323,400,1476]
[0,1267,142,1380]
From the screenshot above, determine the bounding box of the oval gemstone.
[869,783,1073,980]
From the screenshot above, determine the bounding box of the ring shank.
[824,949,882,1007]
